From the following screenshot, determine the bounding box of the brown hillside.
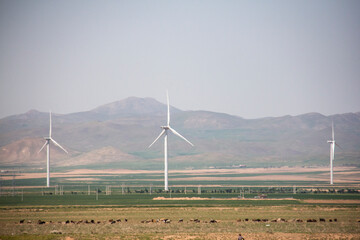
[60,146,140,167]
[0,138,70,166]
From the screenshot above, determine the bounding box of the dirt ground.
[153,197,298,201]
[60,233,360,240]
[1,233,358,240]
[4,166,360,185]
[1,205,359,240]
[160,233,360,240]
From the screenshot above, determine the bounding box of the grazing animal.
[319,218,326,222]
[210,219,217,223]
[141,220,150,223]
[125,218,128,222]
[178,219,183,223]
[190,218,200,223]
[116,219,121,222]
[334,218,337,222]
[19,219,25,224]
[306,219,317,222]
[38,220,45,225]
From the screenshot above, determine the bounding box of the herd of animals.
[18,217,355,225]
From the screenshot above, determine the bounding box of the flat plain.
[0,167,359,239]
[1,200,359,240]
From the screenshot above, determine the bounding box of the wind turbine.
[327,121,341,185]
[39,111,68,187]
[148,91,194,191]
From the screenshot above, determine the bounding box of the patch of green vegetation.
[170,171,329,178]
[0,192,359,208]
[0,173,353,189]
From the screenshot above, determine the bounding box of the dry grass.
[0,206,359,239]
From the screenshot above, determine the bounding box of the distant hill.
[92,97,181,117]
[0,97,359,170]
[0,137,71,167]
[60,146,142,168]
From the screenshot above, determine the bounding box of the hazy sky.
[1,0,359,119]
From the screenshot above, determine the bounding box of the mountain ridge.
[0,97,359,169]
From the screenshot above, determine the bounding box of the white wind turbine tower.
[327,121,342,185]
[39,111,68,187]
[148,92,194,191]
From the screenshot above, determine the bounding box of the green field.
[1,167,360,239]
[1,192,360,207]
[0,190,360,239]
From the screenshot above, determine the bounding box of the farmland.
[0,167,360,239]
[0,201,359,239]
[2,166,360,187]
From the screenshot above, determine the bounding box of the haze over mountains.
[0,97,359,170]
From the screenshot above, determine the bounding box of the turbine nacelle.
[38,111,68,187]
[327,121,342,185]
[148,91,194,191]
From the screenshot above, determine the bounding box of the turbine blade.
[332,121,334,141]
[38,141,47,153]
[49,111,52,138]
[50,138,68,154]
[335,142,343,151]
[169,127,194,146]
[167,90,170,126]
[148,129,166,148]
